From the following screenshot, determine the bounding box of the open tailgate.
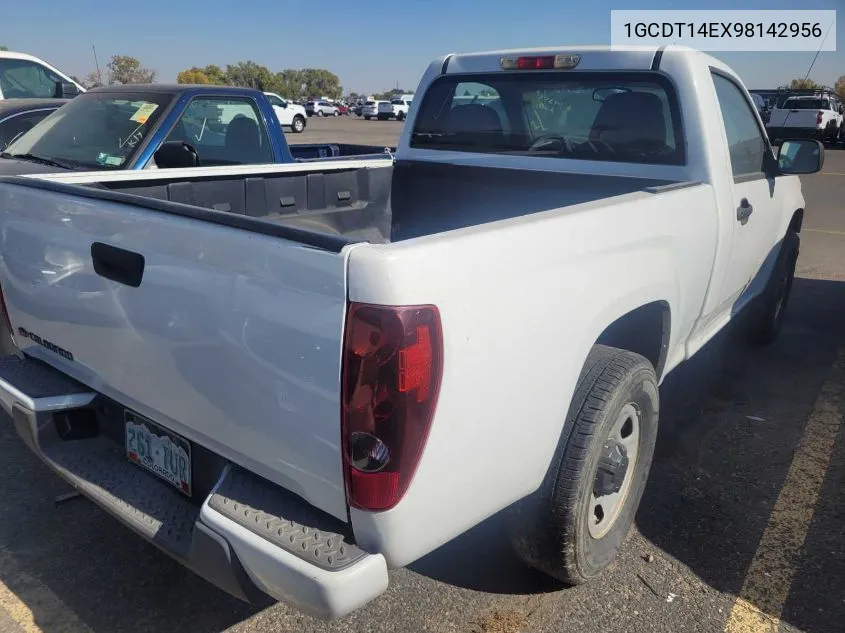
[0,177,353,520]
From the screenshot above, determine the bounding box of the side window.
[0,109,56,147]
[267,95,284,107]
[165,96,273,166]
[711,73,768,177]
[0,59,64,99]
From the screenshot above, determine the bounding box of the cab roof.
[85,84,264,98]
[441,45,723,75]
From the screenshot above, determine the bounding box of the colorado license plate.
[125,410,192,496]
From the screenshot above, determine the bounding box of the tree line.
[74,55,344,99]
[76,54,416,101]
[176,62,344,99]
[789,76,845,96]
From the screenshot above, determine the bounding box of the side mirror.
[54,81,80,99]
[154,141,199,169]
[777,139,824,175]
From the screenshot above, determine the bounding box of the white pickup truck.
[0,45,823,619]
[377,94,414,121]
[766,91,844,144]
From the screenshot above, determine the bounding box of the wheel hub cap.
[593,440,629,497]
[588,402,641,540]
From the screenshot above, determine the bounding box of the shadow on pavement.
[0,419,261,633]
[637,276,845,633]
[411,276,845,633]
[409,510,561,595]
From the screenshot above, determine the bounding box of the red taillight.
[341,303,443,511]
[517,56,555,70]
[817,111,824,125]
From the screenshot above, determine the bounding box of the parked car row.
[305,100,354,117]
[355,95,414,121]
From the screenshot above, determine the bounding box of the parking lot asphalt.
[0,119,843,633]
[292,114,403,147]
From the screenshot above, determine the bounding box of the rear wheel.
[291,115,306,133]
[507,345,659,584]
[397,111,406,122]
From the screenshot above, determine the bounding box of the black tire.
[748,231,799,345]
[317,110,324,117]
[333,110,339,117]
[507,345,659,585]
[364,116,371,121]
[397,111,406,122]
[291,115,306,134]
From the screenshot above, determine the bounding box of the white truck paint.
[0,51,84,99]
[0,46,821,619]
[766,92,843,143]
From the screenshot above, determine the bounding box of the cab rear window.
[410,71,685,166]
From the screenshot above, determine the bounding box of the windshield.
[411,72,684,166]
[783,98,828,110]
[5,91,173,169]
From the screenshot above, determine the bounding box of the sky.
[2,0,844,94]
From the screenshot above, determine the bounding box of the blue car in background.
[0,84,392,176]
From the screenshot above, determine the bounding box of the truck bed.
[21,160,680,246]
[288,143,395,160]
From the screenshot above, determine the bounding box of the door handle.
[737,198,754,224]
[91,242,145,288]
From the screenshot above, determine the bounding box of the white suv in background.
[362,100,385,120]
[377,95,413,121]
[305,100,339,117]
[264,92,308,133]
[0,51,84,100]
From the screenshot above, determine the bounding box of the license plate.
[125,410,192,496]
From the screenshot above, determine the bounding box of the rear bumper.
[767,126,827,142]
[0,356,388,619]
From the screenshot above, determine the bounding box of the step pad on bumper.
[209,467,366,571]
[0,357,94,412]
[43,437,199,558]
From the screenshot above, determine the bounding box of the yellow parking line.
[0,546,92,633]
[724,349,845,632]
[803,228,845,237]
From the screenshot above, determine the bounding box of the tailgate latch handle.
[91,242,145,288]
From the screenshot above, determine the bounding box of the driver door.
[710,72,782,313]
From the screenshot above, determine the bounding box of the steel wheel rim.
[588,403,641,539]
